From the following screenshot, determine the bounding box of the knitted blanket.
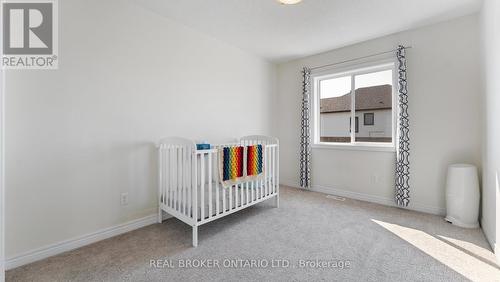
[246,145,263,179]
[219,145,264,188]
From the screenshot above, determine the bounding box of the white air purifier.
[445,164,480,228]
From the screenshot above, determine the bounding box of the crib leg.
[158,207,163,223]
[275,195,279,208]
[192,225,198,247]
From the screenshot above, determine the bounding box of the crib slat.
[182,147,186,214]
[177,147,181,212]
[276,144,280,199]
[159,145,163,205]
[167,145,170,203]
[158,146,162,206]
[272,147,276,193]
[215,153,220,215]
[178,147,182,212]
[241,140,249,205]
[266,143,269,196]
[222,183,226,212]
[166,147,171,208]
[193,153,197,220]
[178,147,182,208]
[257,141,260,199]
[255,180,258,200]
[182,147,186,213]
[184,147,188,215]
[176,147,179,211]
[173,147,176,210]
[270,146,273,195]
[180,147,184,214]
[259,165,263,199]
[174,147,178,208]
[264,145,267,196]
[187,149,192,217]
[229,183,233,210]
[251,179,255,202]
[264,146,268,196]
[164,145,168,205]
[208,152,213,218]
[267,146,270,196]
[266,148,273,194]
[166,146,169,207]
[200,153,205,220]
[240,183,243,207]
[262,146,265,197]
[270,146,274,195]
[255,179,264,199]
[259,145,263,199]
[235,182,239,208]
[159,145,164,205]
[256,179,259,200]
[171,147,175,209]
[245,178,249,205]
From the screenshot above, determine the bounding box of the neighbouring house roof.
[320,84,392,113]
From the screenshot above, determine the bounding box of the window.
[313,60,396,149]
[364,113,374,126]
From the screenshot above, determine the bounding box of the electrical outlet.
[121,192,129,206]
[371,174,380,184]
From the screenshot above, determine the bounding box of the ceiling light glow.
[277,0,302,5]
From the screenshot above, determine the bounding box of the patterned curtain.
[395,45,410,207]
[300,67,312,188]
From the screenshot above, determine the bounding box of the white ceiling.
[136,0,482,62]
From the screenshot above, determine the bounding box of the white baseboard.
[495,243,499,263]
[480,217,499,264]
[312,184,394,206]
[6,214,158,270]
[280,179,298,189]
[281,181,445,216]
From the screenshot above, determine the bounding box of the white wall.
[277,15,482,214]
[4,0,276,258]
[480,0,500,257]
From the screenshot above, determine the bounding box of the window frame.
[311,58,397,152]
[349,117,359,133]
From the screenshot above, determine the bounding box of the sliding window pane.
[354,69,393,143]
[319,76,351,143]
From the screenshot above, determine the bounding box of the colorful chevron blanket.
[219,145,264,188]
[246,144,263,178]
[222,146,244,182]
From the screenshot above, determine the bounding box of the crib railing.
[158,140,196,226]
[158,136,279,246]
[195,144,279,223]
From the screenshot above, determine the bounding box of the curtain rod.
[309,46,412,71]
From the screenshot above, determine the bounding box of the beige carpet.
[7,186,500,281]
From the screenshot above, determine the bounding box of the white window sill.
[312,143,396,152]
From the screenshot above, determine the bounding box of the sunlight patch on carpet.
[372,219,500,281]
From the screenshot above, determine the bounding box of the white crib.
[157,135,279,247]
